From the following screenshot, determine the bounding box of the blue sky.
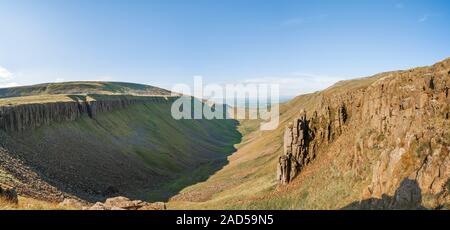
[0,0,449,97]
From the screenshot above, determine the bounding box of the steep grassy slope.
[0,81,171,98]
[167,58,450,210]
[167,94,324,209]
[0,95,241,203]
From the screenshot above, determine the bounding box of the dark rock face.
[0,95,179,202]
[278,58,450,209]
[0,186,18,204]
[277,155,290,184]
[0,95,176,132]
[0,94,241,204]
[102,186,119,197]
[278,105,348,184]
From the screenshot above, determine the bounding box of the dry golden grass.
[167,58,450,210]
[166,71,392,210]
[0,94,177,106]
[0,197,69,210]
[0,95,78,106]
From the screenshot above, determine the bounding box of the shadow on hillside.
[1,99,243,204]
[146,119,242,202]
[142,104,244,202]
[342,178,427,210]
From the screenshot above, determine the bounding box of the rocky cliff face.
[0,94,241,204]
[0,95,176,132]
[0,95,179,202]
[277,104,348,184]
[278,58,450,208]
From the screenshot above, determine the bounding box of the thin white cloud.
[240,73,343,97]
[0,66,14,81]
[0,65,20,88]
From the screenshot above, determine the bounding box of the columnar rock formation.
[0,92,241,205]
[278,58,450,208]
[0,95,177,132]
[278,104,348,184]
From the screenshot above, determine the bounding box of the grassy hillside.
[0,81,171,98]
[0,96,241,203]
[167,78,380,209]
[2,58,449,210]
[167,58,450,210]
[167,94,325,209]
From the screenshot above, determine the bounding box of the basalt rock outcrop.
[0,90,241,207]
[0,95,181,203]
[86,196,166,210]
[0,186,18,204]
[278,58,450,208]
[0,95,177,132]
[278,104,348,184]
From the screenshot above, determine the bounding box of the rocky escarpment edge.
[0,95,178,132]
[278,58,450,209]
